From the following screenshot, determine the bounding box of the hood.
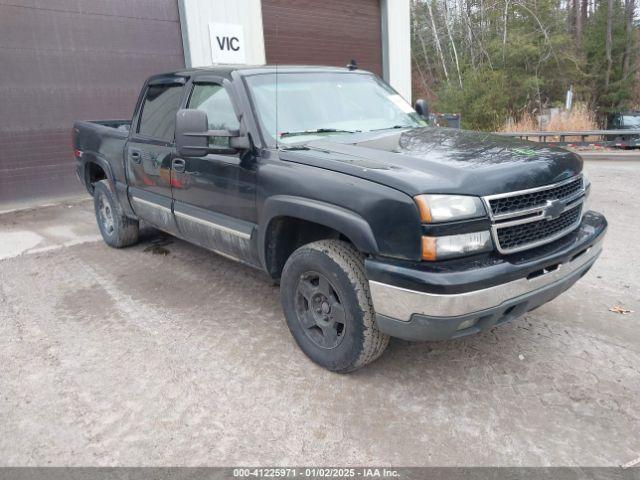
[279,127,583,197]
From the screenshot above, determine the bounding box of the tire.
[93,179,139,248]
[280,240,389,373]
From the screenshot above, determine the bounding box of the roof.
[152,64,372,81]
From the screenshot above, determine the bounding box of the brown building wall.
[0,0,185,206]
[0,0,384,206]
[261,0,382,76]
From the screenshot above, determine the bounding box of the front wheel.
[280,240,389,373]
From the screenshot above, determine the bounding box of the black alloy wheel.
[294,271,347,349]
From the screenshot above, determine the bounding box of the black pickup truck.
[73,65,607,372]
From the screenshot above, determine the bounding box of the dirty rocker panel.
[174,208,251,240]
[129,187,259,267]
[131,196,171,213]
[172,202,258,267]
[129,188,179,235]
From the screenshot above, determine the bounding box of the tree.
[411,0,639,130]
[584,0,635,113]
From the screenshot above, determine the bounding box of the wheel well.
[85,162,107,195]
[264,216,354,279]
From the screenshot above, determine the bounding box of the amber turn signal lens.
[414,195,432,223]
[421,231,492,261]
[421,236,437,261]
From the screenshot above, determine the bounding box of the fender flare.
[80,153,116,193]
[258,195,379,270]
[80,153,137,219]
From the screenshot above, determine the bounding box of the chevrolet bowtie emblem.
[543,199,565,220]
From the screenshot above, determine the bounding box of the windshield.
[245,72,427,146]
[622,115,640,128]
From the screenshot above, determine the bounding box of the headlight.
[422,231,493,261]
[414,194,486,223]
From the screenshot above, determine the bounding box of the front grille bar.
[483,174,584,221]
[483,175,586,254]
[491,201,583,254]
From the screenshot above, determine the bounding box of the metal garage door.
[0,0,185,207]
[261,0,382,76]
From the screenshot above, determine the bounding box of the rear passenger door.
[126,77,185,234]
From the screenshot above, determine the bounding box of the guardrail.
[496,129,640,147]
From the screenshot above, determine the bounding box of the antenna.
[275,23,279,150]
[346,59,358,71]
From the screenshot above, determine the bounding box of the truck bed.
[73,119,132,192]
[75,119,130,139]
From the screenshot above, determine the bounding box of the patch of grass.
[501,104,598,133]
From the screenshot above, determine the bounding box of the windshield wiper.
[369,125,414,132]
[279,128,360,138]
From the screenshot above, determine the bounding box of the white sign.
[209,22,246,64]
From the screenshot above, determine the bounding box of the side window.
[137,84,183,141]
[188,84,240,147]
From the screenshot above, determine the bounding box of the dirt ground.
[0,160,638,467]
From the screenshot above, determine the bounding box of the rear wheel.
[93,180,139,248]
[280,240,389,373]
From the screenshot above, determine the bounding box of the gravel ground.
[0,160,638,467]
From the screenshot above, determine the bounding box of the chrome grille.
[484,175,586,254]
[488,177,583,216]
[496,204,582,251]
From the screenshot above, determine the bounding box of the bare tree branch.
[426,0,450,81]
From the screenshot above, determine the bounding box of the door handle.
[172,158,186,173]
[130,150,142,164]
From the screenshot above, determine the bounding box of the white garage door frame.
[178,0,411,100]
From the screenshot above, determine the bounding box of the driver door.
[171,80,257,264]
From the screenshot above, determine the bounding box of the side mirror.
[175,109,250,157]
[176,109,209,157]
[414,99,429,121]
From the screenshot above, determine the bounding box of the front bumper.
[367,211,607,341]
